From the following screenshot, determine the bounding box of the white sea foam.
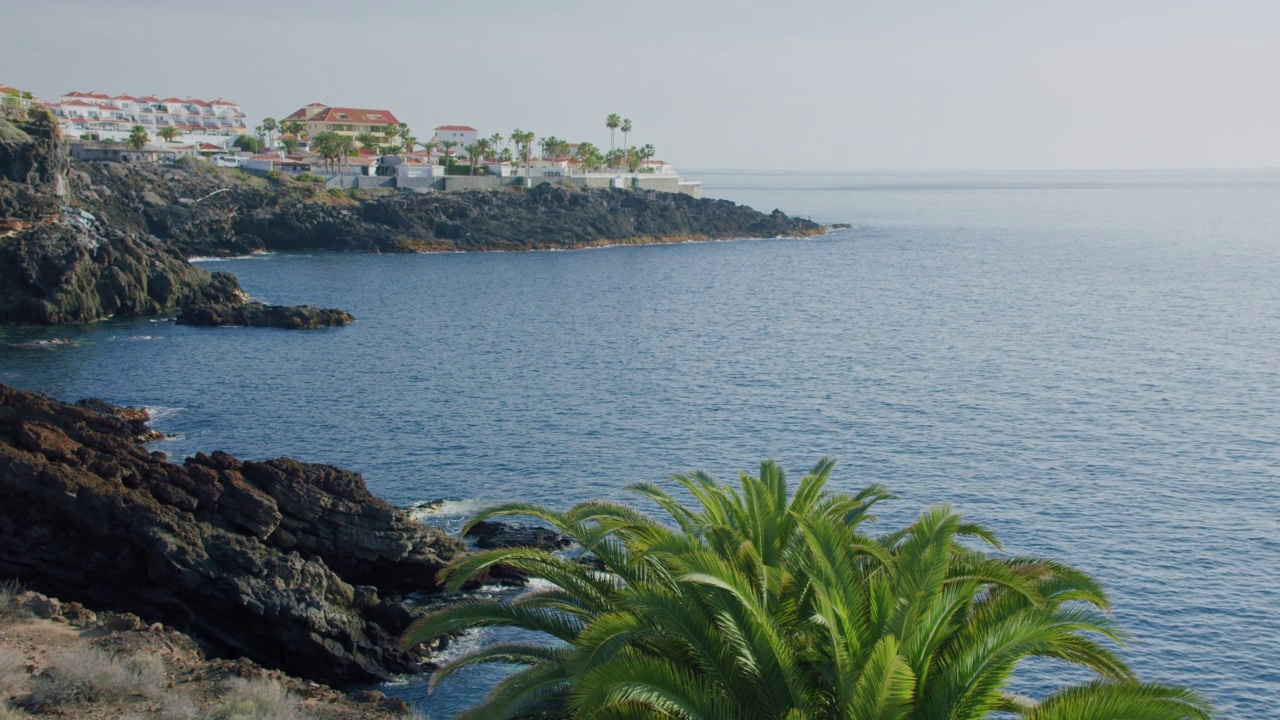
[188,252,277,262]
[144,405,184,421]
[408,498,486,521]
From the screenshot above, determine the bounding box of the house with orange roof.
[282,103,401,142]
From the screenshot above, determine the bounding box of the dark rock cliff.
[72,162,824,256]
[0,383,470,684]
[177,301,355,329]
[0,109,248,324]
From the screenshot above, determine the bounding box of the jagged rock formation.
[177,301,355,329]
[73,162,824,256]
[0,383,470,684]
[0,109,249,324]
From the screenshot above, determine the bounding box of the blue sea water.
[2,169,1278,718]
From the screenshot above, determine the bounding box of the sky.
[5,0,1279,170]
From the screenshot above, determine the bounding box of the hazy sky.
[6,0,1278,169]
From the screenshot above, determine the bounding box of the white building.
[47,91,249,147]
[432,125,477,150]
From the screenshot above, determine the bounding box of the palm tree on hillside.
[261,117,278,147]
[334,135,355,171]
[127,125,149,150]
[463,141,484,175]
[605,113,621,154]
[355,132,380,153]
[621,117,632,154]
[156,125,180,144]
[416,139,439,163]
[511,129,535,174]
[405,459,1213,720]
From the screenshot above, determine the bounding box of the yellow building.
[283,103,401,139]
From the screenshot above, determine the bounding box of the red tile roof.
[284,105,399,125]
[61,100,94,107]
[435,125,476,131]
[199,143,223,150]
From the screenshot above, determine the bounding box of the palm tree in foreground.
[404,459,1212,720]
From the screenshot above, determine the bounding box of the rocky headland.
[77,161,823,257]
[0,382,485,686]
[0,108,350,326]
[2,107,821,325]
[0,110,248,324]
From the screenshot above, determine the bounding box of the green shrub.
[265,170,283,181]
[33,648,164,705]
[211,677,308,720]
[326,187,344,197]
[295,173,325,183]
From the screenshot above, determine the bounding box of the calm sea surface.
[3,170,1278,717]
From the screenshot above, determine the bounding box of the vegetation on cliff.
[405,460,1212,720]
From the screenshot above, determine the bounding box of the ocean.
[3,169,1278,717]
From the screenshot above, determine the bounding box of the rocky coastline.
[0,382,508,686]
[2,107,823,326]
[177,301,355,329]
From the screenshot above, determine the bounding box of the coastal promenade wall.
[309,170,700,197]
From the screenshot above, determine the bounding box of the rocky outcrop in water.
[73,162,824,256]
[177,301,354,329]
[0,383,469,684]
[0,109,251,324]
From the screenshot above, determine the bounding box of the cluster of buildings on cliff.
[3,83,696,195]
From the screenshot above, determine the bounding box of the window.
[337,113,347,119]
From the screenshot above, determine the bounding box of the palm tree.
[333,135,355,171]
[405,460,1213,720]
[488,133,503,156]
[621,117,632,154]
[402,134,416,154]
[463,142,484,175]
[281,136,299,154]
[282,120,305,140]
[127,125,149,150]
[416,139,439,164]
[261,117,278,147]
[511,129,535,175]
[156,126,180,144]
[605,113,621,154]
[355,132,380,153]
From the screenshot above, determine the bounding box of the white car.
[212,155,243,168]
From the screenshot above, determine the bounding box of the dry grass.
[211,677,310,720]
[0,647,26,694]
[0,579,28,626]
[32,647,165,705]
[0,704,29,720]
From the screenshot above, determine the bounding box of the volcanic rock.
[0,383,468,684]
[176,301,354,329]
